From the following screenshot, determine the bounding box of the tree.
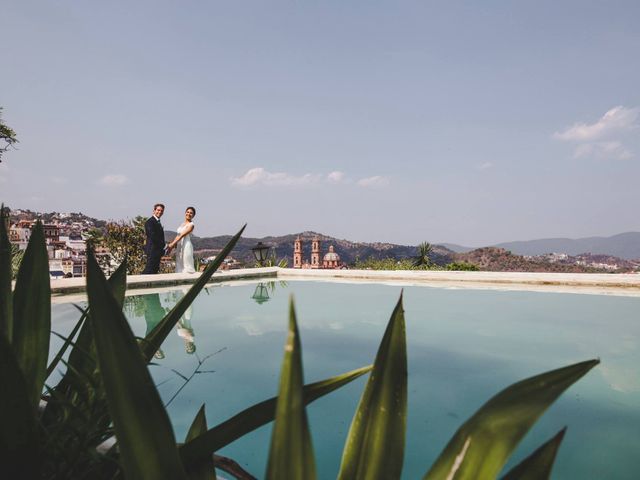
[0,107,18,162]
[104,216,147,274]
[10,243,24,279]
[84,227,105,249]
[413,241,434,268]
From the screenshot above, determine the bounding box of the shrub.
[446,261,480,271]
[104,216,147,274]
[354,257,415,270]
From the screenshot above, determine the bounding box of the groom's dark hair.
[154,203,165,210]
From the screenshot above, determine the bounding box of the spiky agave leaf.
[12,220,50,410]
[501,427,567,480]
[0,203,13,340]
[179,366,371,467]
[424,360,598,480]
[86,252,187,480]
[337,292,407,480]
[266,298,316,480]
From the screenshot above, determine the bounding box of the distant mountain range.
[442,232,640,260]
[176,230,637,272]
[8,207,639,264]
[494,232,640,260]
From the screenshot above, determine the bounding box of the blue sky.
[1,1,639,246]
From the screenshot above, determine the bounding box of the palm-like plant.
[413,241,434,268]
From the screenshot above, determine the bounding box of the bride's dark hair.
[186,206,196,216]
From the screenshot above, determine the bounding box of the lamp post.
[251,241,270,267]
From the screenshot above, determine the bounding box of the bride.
[168,206,196,274]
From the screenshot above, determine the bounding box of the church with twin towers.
[293,235,344,269]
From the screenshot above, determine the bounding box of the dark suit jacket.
[144,216,165,255]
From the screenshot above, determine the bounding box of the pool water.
[51,281,640,479]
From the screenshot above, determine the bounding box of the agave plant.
[0,204,598,479]
[0,214,369,479]
[413,241,434,268]
[265,294,597,480]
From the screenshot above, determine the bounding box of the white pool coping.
[49,267,278,295]
[47,267,640,300]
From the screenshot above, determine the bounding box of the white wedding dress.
[175,222,195,273]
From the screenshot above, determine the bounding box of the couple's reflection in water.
[133,287,222,409]
[141,287,197,359]
[137,281,288,359]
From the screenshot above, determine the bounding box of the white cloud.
[99,174,130,187]
[554,106,638,160]
[327,171,347,184]
[554,106,638,142]
[356,175,390,188]
[231,167,321,187]
[478,162,494,170]
[573,141,633,160]
[231,167,389,188]
[51,176,68,184]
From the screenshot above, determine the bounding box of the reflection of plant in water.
[123,295,147,318]
[162,347,226,408]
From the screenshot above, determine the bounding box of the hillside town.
[7,209,106,278]
[5,208,247,277]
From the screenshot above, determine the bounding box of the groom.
[142,203,170,274]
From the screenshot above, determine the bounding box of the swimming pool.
[51,280,640,479]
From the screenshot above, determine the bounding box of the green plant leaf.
[266,298,316,480]
[0,203,13,341]
[12,220,51,409]
[0,331,39,479]
[45,306,87,380]
[185,405,216,480]
[179,365,371,466]
[86,251,188,480]
[186,405,208,443]
[45,258,128,412]
[424,360,599,480]
[107,256,129,308]
[337,292,408,480]
[502,427,567,480]
[141,224,246,362]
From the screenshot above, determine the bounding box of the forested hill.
[187,230,454,265]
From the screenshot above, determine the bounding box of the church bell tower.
[293,236,302,268]
[311,236,321,269]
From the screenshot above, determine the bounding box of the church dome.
[323,245,340,262]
